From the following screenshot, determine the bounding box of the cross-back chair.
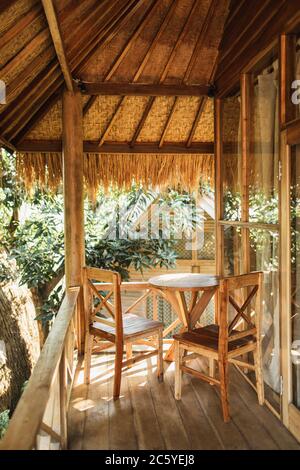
[83,266,164,399]
[174,272,264,422]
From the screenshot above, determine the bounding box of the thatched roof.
[0,0,230,195]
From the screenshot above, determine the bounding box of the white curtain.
[252,60,280,394]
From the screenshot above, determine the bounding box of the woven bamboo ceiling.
[0,0,230,154]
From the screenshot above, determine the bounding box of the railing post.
[59,347,68,450]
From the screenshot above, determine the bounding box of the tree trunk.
[0,254,40,414]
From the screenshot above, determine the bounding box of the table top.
[148,273,220,291]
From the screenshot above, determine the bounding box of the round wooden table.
[149,273,220,361]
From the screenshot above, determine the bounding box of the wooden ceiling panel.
[137,96,175,142]
[78,0,158,82]
[137,0,196,84]
[27,99,62,139]
[188,0,229,84]
[193,98,214,142]
[163,0,211,84]
[0,0,37,35]
[106,0,172,83]
[83,96,120,140]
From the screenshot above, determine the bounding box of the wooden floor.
[68,348,300,450]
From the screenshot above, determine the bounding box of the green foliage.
[0,410,9,439]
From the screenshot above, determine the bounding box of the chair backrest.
[83,266,123,341]
[218,272,263,354]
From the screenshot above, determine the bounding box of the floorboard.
[68,351,300,450]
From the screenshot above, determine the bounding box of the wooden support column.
[215,98,223,322]
[62,90,85,352]
[241,74,252,274]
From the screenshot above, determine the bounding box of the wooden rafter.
[98,0,178,146]
[90,0,159,80]
[186,60,218,147]
[161,0,218,148]
[81,0,158,118]
[3,61,62,140]
[184,0,218,83]
[41,0,74,92]
[0,59,60,132]
[0,3,42,52]
[17,140,214,155]
[133,0,199,146]
[0,134,16,153]
[0,29,50,78]
[12,90,62,145]
[83,96,97,117]
[186,97,206,147]
[83,82,210,96]
[73,0,144,75]
[0,0,117,133]
[7,0,134,143]
[0,0,19,16]
[159,97,177,148]
[130,97,154,146]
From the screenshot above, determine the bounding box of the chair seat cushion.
[91,313,163,339]
[173,324,255,352]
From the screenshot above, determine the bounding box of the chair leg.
[126,343,133,368]
[218,359,230,422]
[157,329,163,382]
[253,346,264,405]
[113,342,123,400]
[84,332,93,385]
[174,341,184,400]
[209,358,215,385]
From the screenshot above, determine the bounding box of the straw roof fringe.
[16,152,214,200]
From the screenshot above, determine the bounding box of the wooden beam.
[82,82,209,97]
[62,90,84,286]
[17,140,214,154]
[62,91,85,350]
[42,0,74,92]
[0,3,42,51]
[0,134,16,153]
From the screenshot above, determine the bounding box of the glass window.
[249,60,279,224]
[222,95,242,221]
[291,144,300,410]
[223,226,242,276]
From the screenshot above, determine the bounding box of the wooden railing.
[0,287,80,450]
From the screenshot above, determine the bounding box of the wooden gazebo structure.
[1,0,300,450]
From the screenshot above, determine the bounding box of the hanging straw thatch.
[16,152,214,201]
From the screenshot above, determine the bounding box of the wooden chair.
[173,272,264,422]
[83,267,164,399]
